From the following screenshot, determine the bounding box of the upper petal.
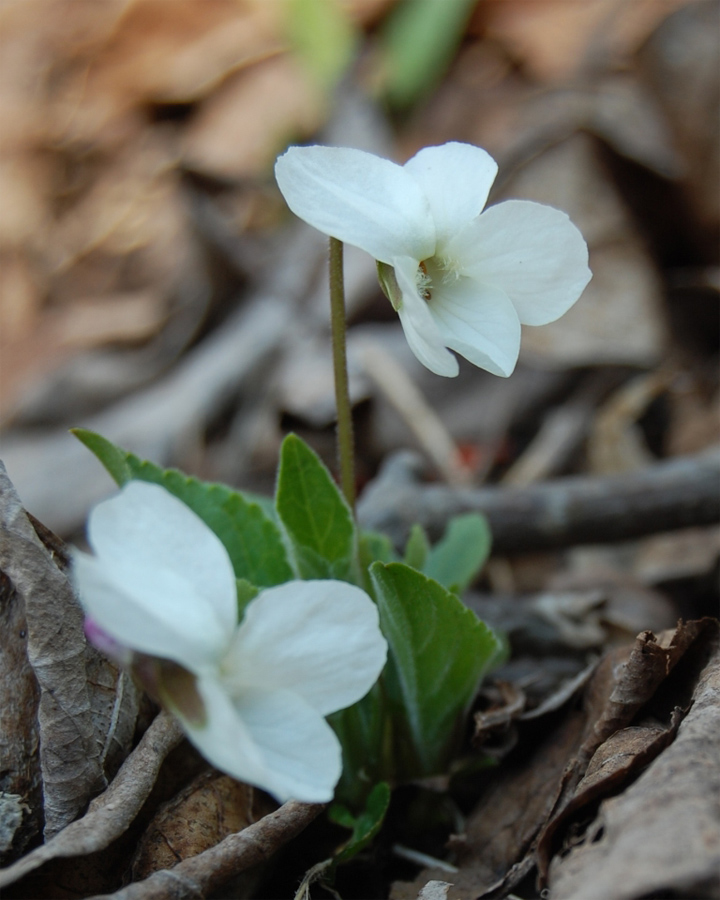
[222,580,387,716]
[448,200,592,326]
[275,145,435,264]
[73,550,231,670]
[429,277,521,377]
[403,142,498,247]
[86,481,237,638]
[394,256,459,377]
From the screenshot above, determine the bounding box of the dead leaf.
[473,0,693,83]
[0,566,42,861]
[181,54,324,180]
[549,630,720,900]
[132,770,275,880]
[0,461,105,838]
[0,712,184,891]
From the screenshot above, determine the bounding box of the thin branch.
[358,449,720,553]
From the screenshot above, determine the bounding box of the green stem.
[329,237,356,513]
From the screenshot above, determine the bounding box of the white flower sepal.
[275,141,592,377]
[72,481,387,803]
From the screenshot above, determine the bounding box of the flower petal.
[449,200,592,325]
[233,686,343,802]
[275,146,435,264]
[223,580,387,716]
[87,481,237,637]
[394,256,459,377]
[429,277,521,377]
[73,550,231,670]
[403,142,498,247]
[177,675,274,789]
[182,678,341,802]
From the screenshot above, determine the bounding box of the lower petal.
[430,278,521,377]
[448,200,591,326]
[234,687,343,803]
[177,675,270,789]
[179,679,343,803]
[394,256,459,377]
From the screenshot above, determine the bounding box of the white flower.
[73,481,387,803]
[275,141,591,377]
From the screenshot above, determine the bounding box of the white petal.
[87,481,237,637]
[403,142,498,247]
[73,550,230,670]
[223,581,387,716]
[233,686,343,802]
[177,676,274,790]
[429,277,521,377]
[394,256,459,377]
[449,200,592,326]
[275,146,435,264]
[182,678,341,802]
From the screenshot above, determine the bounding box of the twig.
[0,711,183,890]
[89,801,325,900]
[358,448,720,553]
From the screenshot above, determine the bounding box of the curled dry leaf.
[0,565,42,860]
[0,711,183,891]
[391,619,719,900]
[549,629,720,900]
[0,461,105,838]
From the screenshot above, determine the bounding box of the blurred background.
[0,0,718,566]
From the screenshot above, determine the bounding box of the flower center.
[417,255,462,302]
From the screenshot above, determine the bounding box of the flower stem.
[329,237,356,512]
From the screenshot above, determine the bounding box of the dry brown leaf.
[474,0,693,83]
[390,710,588,900]
[132,771,275,880]
[53,292,169,350]
[549,631,720,900]
[181,55,324,180]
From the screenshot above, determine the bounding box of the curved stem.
[328,237,356,513]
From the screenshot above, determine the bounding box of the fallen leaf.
[132,771,274,879]
[548,629,720,900]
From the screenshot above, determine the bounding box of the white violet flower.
[73,480,387,803]
[275,141,591,377]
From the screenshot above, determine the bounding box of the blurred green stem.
[329,237,355,512]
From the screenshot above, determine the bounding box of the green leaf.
[275,434,356,581]
[381,0,478,108]
[285,0,357,89]
[370,561,503,777]
[236,579,260,619]
[73,429,294,588]
[329,782,391,864]
[424,513,491,593]
[72,428,133,486]
[329,682,390,810]
[403,523,430,570]
[359,531,398,567]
